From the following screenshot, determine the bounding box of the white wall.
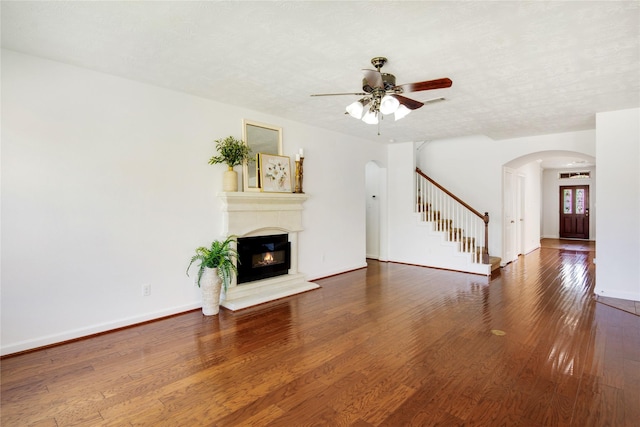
[595,108,640,301]
[541,166,596,239]
[1,50,385,355]
[516,161,542,254]
[386,142,418,261]
[418,135,503,257]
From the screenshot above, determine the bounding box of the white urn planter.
[200,267,222,315]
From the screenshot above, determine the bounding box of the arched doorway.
[502,150,595,264]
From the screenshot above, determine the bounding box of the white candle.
[299,148,304,157]
[296,154,300,161]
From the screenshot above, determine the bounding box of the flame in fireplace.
[254,251,277,267]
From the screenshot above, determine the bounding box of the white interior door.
[517,174,525,256]
[503,167,518,264]
[365,162,380,259]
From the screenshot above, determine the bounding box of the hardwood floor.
[2,241,639,426]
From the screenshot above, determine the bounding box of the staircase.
[415,168,500,277]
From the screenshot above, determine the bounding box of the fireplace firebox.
[237,234,291,284]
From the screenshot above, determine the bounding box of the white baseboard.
[594,288,640,302]
[1,303,201,357]
[308,263,368,281]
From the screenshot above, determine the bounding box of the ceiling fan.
[311,57,452,125]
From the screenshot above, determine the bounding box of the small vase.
[223,167,238,192]
[200,267,222,316]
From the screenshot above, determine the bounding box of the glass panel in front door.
[563,189,573,214]
[575,189,585,214]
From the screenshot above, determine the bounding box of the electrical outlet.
[142,284,151,297]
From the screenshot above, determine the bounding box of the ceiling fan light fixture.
[346,99,365,119]
[362,109,379,125]
[312,57,453,127]
[394,104,412,121]
[379,94,400,115]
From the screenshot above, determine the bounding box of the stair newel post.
[483,212,490,264]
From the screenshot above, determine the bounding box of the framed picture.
[260,154,292,193]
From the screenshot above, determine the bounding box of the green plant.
[186,235,239,292]
[208,136,252,168]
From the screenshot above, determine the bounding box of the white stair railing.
[416,168,490,264]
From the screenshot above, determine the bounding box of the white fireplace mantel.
[218,192,318,310]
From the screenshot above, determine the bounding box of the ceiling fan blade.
[392,94,424,110]
[395,77,452,93]
[311,92,367,97]
[362,69,383,89]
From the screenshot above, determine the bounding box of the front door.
[559,185,589,239]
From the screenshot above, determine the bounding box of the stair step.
[448,228,464,241]
[417,202,432,213]
[425,210,441,221]
[435,219,452,230]
[489,256,501,271]
[460,237,476,251]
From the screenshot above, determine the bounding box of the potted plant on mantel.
[208,136,252,192]
[186,235,239,316]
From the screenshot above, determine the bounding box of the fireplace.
[237,234,291,284]
[218,192,319,311]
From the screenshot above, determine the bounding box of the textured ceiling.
[2,1,639,147]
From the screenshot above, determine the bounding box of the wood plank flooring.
[2,240,639,426]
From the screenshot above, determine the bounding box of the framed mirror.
[242,120,283,192]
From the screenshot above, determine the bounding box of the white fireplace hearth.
[218,192,319,310]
